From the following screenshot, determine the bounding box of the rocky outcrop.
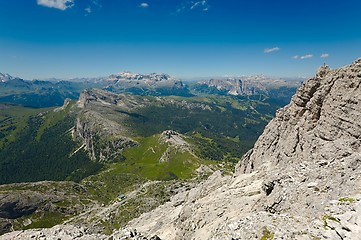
[237,62,361,173]
[53,98,71,112]
[1,225,163,240]
[0,192,43,219]
[159,130,192,163]
[74,89,138,162]
[160,130,189,149]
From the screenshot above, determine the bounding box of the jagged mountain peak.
[0,73,21,82]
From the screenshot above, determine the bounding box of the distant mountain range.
[0,73,21,82]
[0,72,303,107]
[108,72,175,82]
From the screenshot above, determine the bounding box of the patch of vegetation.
[81,134,215,204]
[0,104,51,147]
[0,105,103,184]
[35,100,75,141]
[121,135,208,180]
[323,214,340,228]
[83,172,145,204]
[261,227,275,240]
[20,212,66,230]
[339,197,355,203]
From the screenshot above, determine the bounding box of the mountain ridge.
[0,71,301,107]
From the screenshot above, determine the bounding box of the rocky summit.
[0,73,19,82]
[2,59,361,239]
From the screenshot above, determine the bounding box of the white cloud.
[293,54,315,60]
[321,53,330,58]
[300,54,313,60]
[264,47,280,53]
[140,3,149,8]
[37,0,74,10]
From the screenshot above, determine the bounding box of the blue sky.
[0,0,361,79]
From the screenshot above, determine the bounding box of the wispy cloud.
[91,0,101,7]
[264,47,280,53]
[37,0,74,10]
[190,1,209,11]
[300,54,313,60]
[84,0,102,15]
[85,7,92,14]
[177,1,209,13]
[320,53,330,58]
[140,3,149,8]
[292,55,299,59]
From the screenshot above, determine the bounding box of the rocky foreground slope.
[3,59,361,239]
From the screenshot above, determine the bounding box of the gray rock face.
[238,61,361,174]
[0,193,42,219]
[74,89,138,162]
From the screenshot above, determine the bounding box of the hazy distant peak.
[108,72,176,82]
[0,73,20,82]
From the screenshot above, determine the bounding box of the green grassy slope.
[0,103,102,184]
[116,94,277,162]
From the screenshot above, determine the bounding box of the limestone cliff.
[239,61,361,174]
[74,89,138,162]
